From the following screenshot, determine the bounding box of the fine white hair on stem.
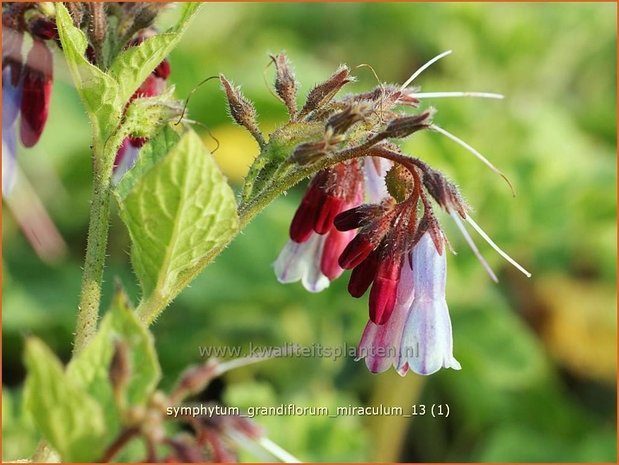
[465,214,532,278]
[412,91,504,100]
[450,210,498,283]
[400,50,453,90]
[430,124,515,196]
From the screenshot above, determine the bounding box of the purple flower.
[2,25,54,197]
[273,235,330,293]
[398,233,461,375]
[2,66,22,196]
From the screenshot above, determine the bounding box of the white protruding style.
[400,50,453,90]
[412,91,504,100]
[465,214,532,278]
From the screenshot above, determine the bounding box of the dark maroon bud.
[334,205,373,231]
[325,102,370,135]
[338,234,375,269]
[85,45,97,65]
[220,75,264,146]
[368,256,402,324]
[348,250,380,298]
[289,184,322,243]
[383,109,435,139]
[313,194,345,235]
[271,53,297,118]
[28,17,58,41]
[129,136,147,148]
[153,59,171,79]
[298,65,352,118]
[20,40,53,148]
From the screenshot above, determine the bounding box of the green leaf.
[115,125,182,199]
[23,338,107,462]
[55,4,122,138]
[67,286,161,408]
[115,129,239,318]
[109,3,203,103]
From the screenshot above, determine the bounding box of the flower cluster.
[2,3,56,195]
[222,52,531,376]
[1,3,172,194]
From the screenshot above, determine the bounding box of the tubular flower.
[398,232,461,375]
[224,52,531,375]
[2,6,56,196]
[274,160,364,290]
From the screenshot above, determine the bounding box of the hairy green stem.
[73,131,127,354]
[73,143,110,353]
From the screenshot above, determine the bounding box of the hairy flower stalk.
[222,51,530,376]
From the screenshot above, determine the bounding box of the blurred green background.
[3,2,617,462]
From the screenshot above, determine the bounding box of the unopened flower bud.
[334,204,383,231]
[271,52,297,118]
[325,102,371,135]
[27,16,57,41]
[153,59,171,80]
[339,234,375,269]
[220,75,265,146]
[291,139,329,165]
[369,256,403,324]
[299,65,353,118]
[348,249,380,298]
[422,168,468,217]
[383,108,435,139]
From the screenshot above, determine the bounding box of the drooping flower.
[2,66,22,195]
[2,9,56,196]
[274,160,364,291]
[398,232,461,375]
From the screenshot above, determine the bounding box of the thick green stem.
[73,131,126,354]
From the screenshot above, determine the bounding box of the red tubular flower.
[338,234,375,270]
[276,160,365,290]
[289,172,326,243]
[320,228,355,280]
[20,39,53,148]
[368,255,403,324]
[347,249,380,298]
